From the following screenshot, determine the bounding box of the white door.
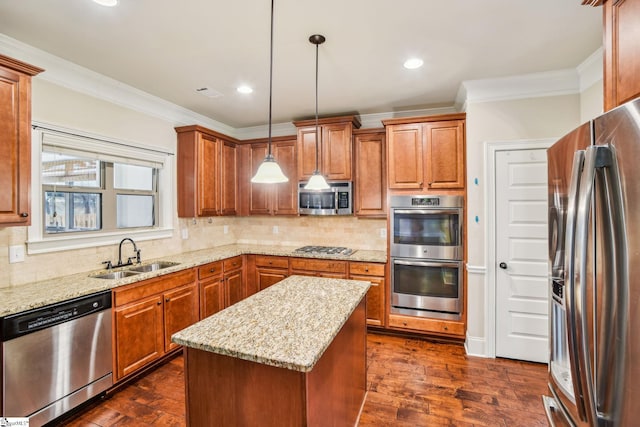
[495,149,549,363]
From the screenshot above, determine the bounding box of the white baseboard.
[464,332,489,358]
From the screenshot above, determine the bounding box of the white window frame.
[27,122,175,254]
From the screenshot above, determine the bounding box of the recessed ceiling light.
[237,85,253,94]
[403,58,424,70]
[92,0,118,6]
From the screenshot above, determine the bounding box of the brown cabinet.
[113,269,198,381]
[290,257,347,279]
[0,55,43,226]
[223,256,244,307]
[353,129,386,217]
[388,314,465,338]
[349,262,386,327]
[603,0,640,111]
[384,114,466,192]
[198,260,225,319]
[240,137,298,216]
[176,125,238,217]
[293,115,361,182]
[254,255,289,291]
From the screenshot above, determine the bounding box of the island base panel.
[183,299,366,427]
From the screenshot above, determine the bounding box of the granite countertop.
[0,244,385,317]
[171,275,370,372]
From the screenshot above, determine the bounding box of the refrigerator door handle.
[592,144,628,425]
[564,149,587,421]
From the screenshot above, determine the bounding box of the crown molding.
[0,33,237,137]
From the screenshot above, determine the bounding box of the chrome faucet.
[117,238,141,267]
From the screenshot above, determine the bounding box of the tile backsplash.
[0,216,386,288]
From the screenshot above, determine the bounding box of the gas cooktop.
[294,246,355,256]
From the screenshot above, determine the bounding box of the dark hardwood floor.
[61,333,548,426]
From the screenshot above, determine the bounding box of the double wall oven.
[390,195,464,320]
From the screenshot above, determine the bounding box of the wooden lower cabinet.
[224,256,244,306]
[349,262,386,327]
[198,256,245,318]
[113,269,198,381]
[388,313,465,338]
[254,255,289,291]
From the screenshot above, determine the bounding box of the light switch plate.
[223,225,229,234]
[379,228,387,238]
[9,245,25,263]
[272,226,279,234]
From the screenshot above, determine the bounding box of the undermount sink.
[92,270,141,280]
[127,261,180,273]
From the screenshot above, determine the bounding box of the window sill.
[26,228,174,255]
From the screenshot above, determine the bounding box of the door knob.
[499,262,508,269]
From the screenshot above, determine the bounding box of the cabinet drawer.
[198,261,223,280]
[255,255,289,269]
[290,258,347,274]
[388,314,465,337]
[349,262,384,277]
[223,256,243,271]
[114,269,196,307]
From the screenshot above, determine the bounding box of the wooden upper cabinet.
[176,125,238,217]
[384,113,466,193]
[353,129,386,217]
[293,115,361,182]
[0,55,43,227]
[386,123,423,189]
[240,136,298,216]
[424,120,465,189]
[603,0,640,111]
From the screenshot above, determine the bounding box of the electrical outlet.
[379,228,387,238]
[9,245,25,263]
[181,228,189,240]
[272,225,279,234]
[223,225,229,234]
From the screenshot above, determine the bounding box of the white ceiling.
[0,0,602,129]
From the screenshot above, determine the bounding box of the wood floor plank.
[59,332,548,426]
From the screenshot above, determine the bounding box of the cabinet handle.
[20,212,29,218]
[210,268,216,273]
[157,301,162,306]
[165,298,170,302]
[364,268,369,272]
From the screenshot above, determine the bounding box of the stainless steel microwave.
[298,181,353,215]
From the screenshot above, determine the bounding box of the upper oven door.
[390,208,462,260]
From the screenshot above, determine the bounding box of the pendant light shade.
[251,0,288,184]
[304,34,330,191]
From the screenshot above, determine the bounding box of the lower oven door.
[391,258,462,318]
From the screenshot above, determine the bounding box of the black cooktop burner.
[294,245,355,256]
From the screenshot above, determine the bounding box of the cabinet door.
[604,0,640,110]
[351,274,385,326]
[322,123,352,180]
[387,124,424,189]
[0,66,31,226]
[198,135,220,216]
[225,269,244,307]
[164,283,199,352]
[272,140,298,215]
[354,131,386,217]
[297,126,320,181]
[248,144,273,215]
[424,120,465,189]
[220,140,237,215]
[256,268,288,291]
[200,276,225,319]
[114,295,164,380]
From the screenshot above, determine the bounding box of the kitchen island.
[171,275,370,427]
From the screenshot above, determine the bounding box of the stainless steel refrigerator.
[544,97,640,426]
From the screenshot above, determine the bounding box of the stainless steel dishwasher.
[1,290,113,426]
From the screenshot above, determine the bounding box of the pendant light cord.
[267,0,274,157]
[314,41,319,173]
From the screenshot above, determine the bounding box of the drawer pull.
[166,298,170,302]
[364,268,369,272]
[157,301,162,306]
[210,268,216,273]
[20,212,29,218]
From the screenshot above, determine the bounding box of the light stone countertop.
[0,244,385,317]
[171,275,370,372]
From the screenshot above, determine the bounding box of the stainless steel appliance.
[544,97,640,426]
[298,181,352,215]
[1,290,113,427]
[390,195,464,320]
[294,245,355,256]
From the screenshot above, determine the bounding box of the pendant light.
[251,0,288,184]
[304,34,330,190]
